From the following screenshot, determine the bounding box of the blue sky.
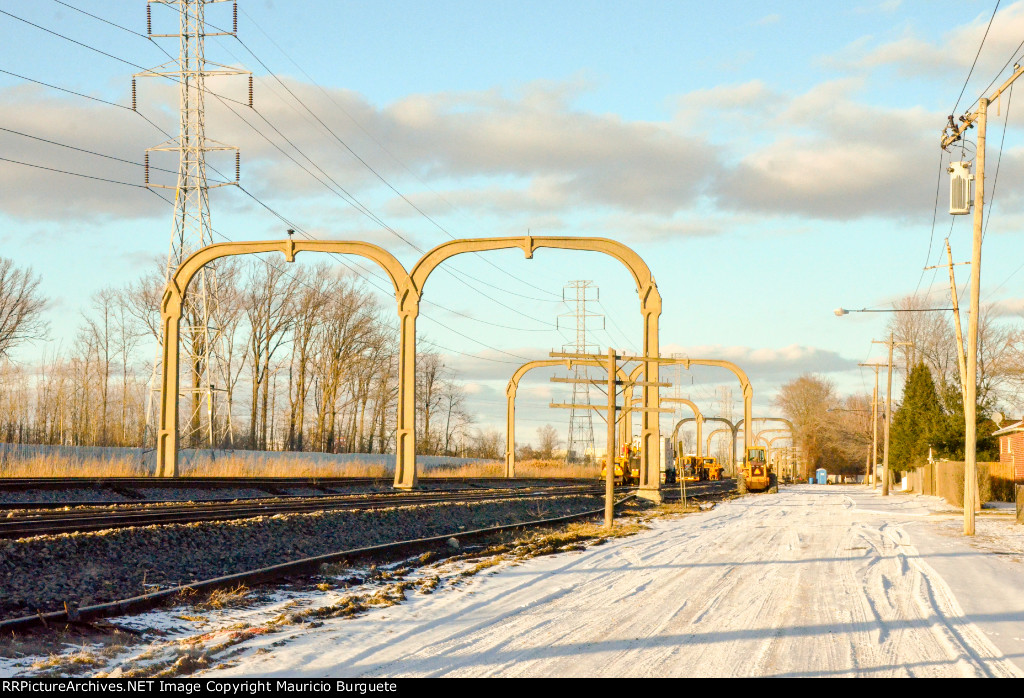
[2,0,1023,447]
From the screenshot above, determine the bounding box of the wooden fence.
[909,460,1015,507]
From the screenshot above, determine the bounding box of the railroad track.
[0,483,612,539]
[0,493,642,633]
[0,475,594,508]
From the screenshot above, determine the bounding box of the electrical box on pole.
[948,161,973,215]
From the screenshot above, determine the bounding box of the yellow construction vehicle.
[600,439,641,485]
[703,457,724,481]
[678,454,702,481]
[737,446,777,494]
[677,454,722,481]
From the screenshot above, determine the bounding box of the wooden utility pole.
[860,362,882,489]
[946,240,969,400]
[941,63,1024,535]
[606,348,616,530]
[873,333,911,496]
[963,98,987,535]
[924,239,970,400]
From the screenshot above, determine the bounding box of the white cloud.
[830,1,1024,80]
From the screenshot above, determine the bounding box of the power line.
[147,0,563,305]
[0,126,215,179]
[233,5,564,301]
[951,0,1001,116]
[1,63,553,342]
[7,10,558,334]
[0,155,145,188]
[8,7,565,357]
[221,38,563,304]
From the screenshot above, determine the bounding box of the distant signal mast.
[135,0,252,449]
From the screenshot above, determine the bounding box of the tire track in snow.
[209,486,1023,678]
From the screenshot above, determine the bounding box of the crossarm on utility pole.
[942,63,1024,149]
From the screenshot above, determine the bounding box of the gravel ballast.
[0,495,600,620]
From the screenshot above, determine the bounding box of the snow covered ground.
[206,485,1023,678]
[5,485,1022,677]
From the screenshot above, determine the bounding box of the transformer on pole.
[558,281,604,463]
[137,0,250,450]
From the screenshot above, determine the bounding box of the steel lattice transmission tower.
[136,0,251,448]
[558,281,604,463]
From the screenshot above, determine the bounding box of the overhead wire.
[8,6,564,343]
[233,5,564,301]
[951,0,1001,116]
[141,1,564,308]
[144,187,524,366]
[0,155,146,188]
[0,44,535,368]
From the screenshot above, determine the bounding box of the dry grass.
[0,453,599,479]
[0,454,390,479]
[194,585,252,611]
[0,453,148,478]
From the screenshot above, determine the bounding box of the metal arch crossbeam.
[616,357,753,476]
[755,427,792,444]
[677,416,738,462]
[157,239,412,478]
[159,234,662,494]
[663,397,704,456]
[412,235,663,499]
[705,427,734,457]
[505,358,634,478]
[735,416,795,445]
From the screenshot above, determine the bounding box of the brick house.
[993,419,1024,482]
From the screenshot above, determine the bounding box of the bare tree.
[774,374,838,480]
[0,257,48,358]
[536,424,560,459]
[244,260,300,449]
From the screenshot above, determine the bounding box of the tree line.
[0,255,509,457]
[774,293,1024,478]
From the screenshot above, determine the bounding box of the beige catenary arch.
[664,398,703,449]
[677,416,738,466]
[764,432,792,468]
[160,235,661,491]
[618,365,647,446]
[706,427,733,458]
[755,427,791,445]
[617,357,753,474]
[411,235,663,497]
[157,238,412,478]
[505,358,636,477]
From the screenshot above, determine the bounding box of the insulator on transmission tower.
[235,152,240,182]
[948,161,972,215]
[144,153,150,186]
[131,78,137,111]
[233,2,238,34]
[147,4,152,35]
[248,76,253,108]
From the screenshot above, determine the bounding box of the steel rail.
[0,494,640,633]
[0,485,610,539]
[0,475,593,492]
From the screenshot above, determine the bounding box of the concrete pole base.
[636,487,663,504]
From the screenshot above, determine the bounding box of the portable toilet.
[815,468,827,485]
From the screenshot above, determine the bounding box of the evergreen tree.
[931,383,999,461]
[889,363,943,471]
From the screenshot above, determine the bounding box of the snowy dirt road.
[210,485,1023,678]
